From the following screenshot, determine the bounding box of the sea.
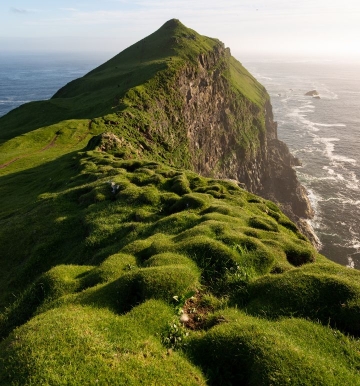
[0,52,107,117]
[243,58,360,268]
[1,53,360,268]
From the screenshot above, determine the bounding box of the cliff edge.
[54,19,314,241]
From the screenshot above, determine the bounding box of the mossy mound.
[1,151,360,384]
[0,303,206,386]
[188,309,360,385]
[246,262,360,335]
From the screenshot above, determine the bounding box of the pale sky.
[1,0,359,60]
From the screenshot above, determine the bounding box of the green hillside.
[0,19,360,385]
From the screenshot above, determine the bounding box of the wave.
[346,171,360,190]
[306,188,320,208]
[313,123,346,128]
[315,137,356,165]
[0,99,31,104]
[319,89,339,100]
[348,239,360,250]
[322,166,345,181]
[331,155,357,165]
[258,76,273,81]
[347,256,355,268]
[321,197,360,206]
[345,229,360,266]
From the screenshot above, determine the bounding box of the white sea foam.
[313,123,346,128]
[320,89,339,100]
[315,137,356,165]
[299,109,315,113]
[322,166,345,181]
[305,189,325,232]
[321,197,360,206]
[286,109,320,132]
[332,155,357,165]
[0,99,30,104]
[350,239,360,250]
[343,199,360,205]
[346,171,360,191]
[281,96,292,103]
[256,75,273,81]
[345,230,360,268]
[298,102,315,112]
[347,256,355,269]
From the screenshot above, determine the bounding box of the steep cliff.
[174,43,314,224]
[69,19,313,236]
[0,19,312,232]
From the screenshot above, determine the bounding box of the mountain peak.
[161,18,183,29]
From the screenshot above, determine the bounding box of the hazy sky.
[1,1,359,59]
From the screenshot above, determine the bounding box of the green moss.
[0,265,93,339]
[246,266,360,335]
[284,241,316,266]
[188,310,360,386]
[129,265,200,303]
[86,253,138,284]
[0,305,206,386]
[248,215,279,232]
[152,211,200,235]
[169,173,192,195]
[143,252,198,270]
[170,193,211,213]
[178,236,239,283]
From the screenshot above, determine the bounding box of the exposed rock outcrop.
[305,90,320,98]
[174,44,315,241]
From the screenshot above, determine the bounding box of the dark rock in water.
[291,156,302,167]
[305,90,319,96]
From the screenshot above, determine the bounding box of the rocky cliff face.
[175,43,315,240]
[80,20,315,243]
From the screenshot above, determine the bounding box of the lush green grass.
[0,19,269,172]
[1,151,360,384]
[245,262,360,335]
[188,309,360,385]
[0,302,207,386]
[1,18,360,385]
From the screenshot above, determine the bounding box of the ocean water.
[0,52,108,117]
[243,59,360,268]
[1,53,359,268]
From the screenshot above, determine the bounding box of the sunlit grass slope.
[0,19,360,385]
[0,19,222,141]
[1,151,360,384]
[0,18,267,172]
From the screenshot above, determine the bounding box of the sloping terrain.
[0,19,360,385]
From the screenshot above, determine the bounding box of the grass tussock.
[1,150,359,384]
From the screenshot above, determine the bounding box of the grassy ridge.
[1,152,360,384]
[0,19,267,172]
[0,19,360,384]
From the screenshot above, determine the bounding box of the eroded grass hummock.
[1,151,360,385]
